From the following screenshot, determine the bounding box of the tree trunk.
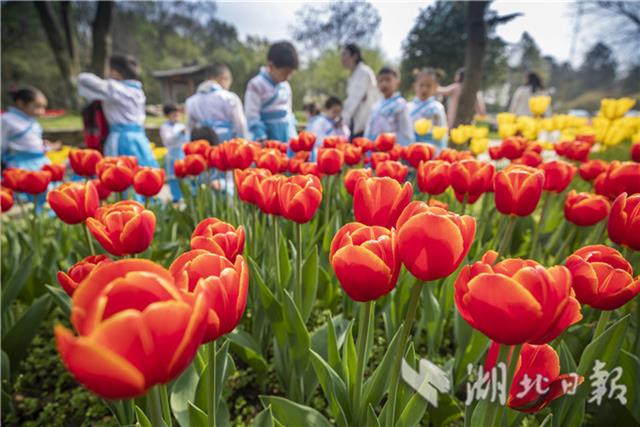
[33,1,79,109]
[90,1,114,76]
[454,1,488,126]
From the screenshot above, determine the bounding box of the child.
[364,66,414,146]
[1,87,60,170]
[244,41,299,142]
[160,104,188,202]
[77,55,158,167]
[306,96,350,146]
[408,68,448,150]
[186,63,249,142]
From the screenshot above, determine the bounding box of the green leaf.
[187,401,208,427]
[362,326,404,409]
[278,233,292,287]
[228,329,269,374]
[170,362,200,427]
[310,350,350,427]
[1,350,10,384]
[618,350,640,425]
[45,284,72,317]
[341,322,357,393]
[282,290,310,370]
[454,328,489,387]
[558,314,630,427]
[1,294,51,371]
[249,406,275,427]
[367,404,381,427]
[300,245,318,322]
[395,392,428,427]
[1,253,33,314]
[135,405,153,427]
[430,393,463,427]
[259,396,332,427]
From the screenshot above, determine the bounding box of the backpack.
[81,101,109,152]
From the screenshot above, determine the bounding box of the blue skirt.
[4,150,50,170]
[105,123,158,167]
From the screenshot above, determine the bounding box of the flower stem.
[295,222,303,309]
[83,223,95,255]
[274,218,281,287]
[593,310,611,339]
[497,215,516,256]
[529,191,551,258]
[554,225,577,264]
[385,281,423,424]
[352,301,374,424]
[208,341,217,427]
[147,386,165,427]
[159,384,172,426]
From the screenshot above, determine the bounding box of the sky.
[215,1,594,66]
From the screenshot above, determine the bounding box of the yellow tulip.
[529,95,551,116]
[414,119,432,136]
[450,128,468,145]
[472,127,489,138]
[498,124,517,139]
[616,98,636,118]
[153,147,168,161]
[470,137,489,155]
[431,126,447,141]
[46,145,71,164]
[541,118,555,131]
[496,112,516,125]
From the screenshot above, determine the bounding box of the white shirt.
[342,62,378,135]
[77,73,146,125]
[244,67,294,140]
[408,97,448,127]
[306,114,350,144]
[1,107,45,154]
[509,86,550,116]
[159,121,187,150]
[364,92,414,146]
[185,80,249,139]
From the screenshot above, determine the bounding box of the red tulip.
[632,141,640,163]
[169,250,249,342]
[234,168,271,205]
[594,173,608,198]
[191,217,245,261]
[450,159,494,204]
[256,149,287,174]
[375,160,408,183]
[368,152,391,168]
[96,157,135,192]
[485,342,583,413]
[454,250,582,344]
[220,139,255,170]
[428,199,448,210]
[402,143,435,168]
[417,160,450,195]
[494,165,545,216]
[389,144,404,161]
[512,150,542,168]
[174,159,187,179]
[353,177,412,228]
[133,167,166,197]
[602,161,640,197]
[17,170,52,194]
[2,168,25,191]
[69,149,103,177]
[1,188,14,212]
[497,137,528,160]
[323,135,347,148]
[353,137,374,152]
[438,148,473,163]
[578,159,608,182]
[343,145,363,165]
[330,222,400,302]
[290,131,316,152]
[375,133,395,151]
[566,245,640,310]
[317,148,344,175]
[299,162,321,177]
[256,175,286,215]
[86,200,156,256]
[57,259,207,399]
[56,254,112,296]
[555,140,591,162]
[564,190,610,227]
[264,140,288,153]
[91,178,112,200]
[278,174,323,223]
[183,154,208,177]
[396,202,475,281]
[608,193,640,251]
[47,181,99,224]
[288,157,304,174]
[183,139,210,157]
[343,168,372,196]
[539,160,576,193]
[42,163,66,181]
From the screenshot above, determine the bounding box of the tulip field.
[2,100,640,427]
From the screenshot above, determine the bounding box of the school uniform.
[1,107,50,170]
[244,67,296,142]
[185,81,249,142]
[77,73,158,167]
[305,114,350,160]
[408,96,448,151]
[364,92,414,146]
[160,120,188,202]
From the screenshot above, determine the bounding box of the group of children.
[2,40,450,194]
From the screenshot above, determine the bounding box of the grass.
[39,114,167,131]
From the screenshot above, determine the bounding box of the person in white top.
[306,96,350,158]
[364,66,414,146]
[244,41,298,143]
[159,104,188,202]
[437,67,487,128]
[1,86,60,170]
[77,55,158,167]
[185,64,249,142]
[341,44,378,138]
[408,68,448,152]
[509,72,549,116]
